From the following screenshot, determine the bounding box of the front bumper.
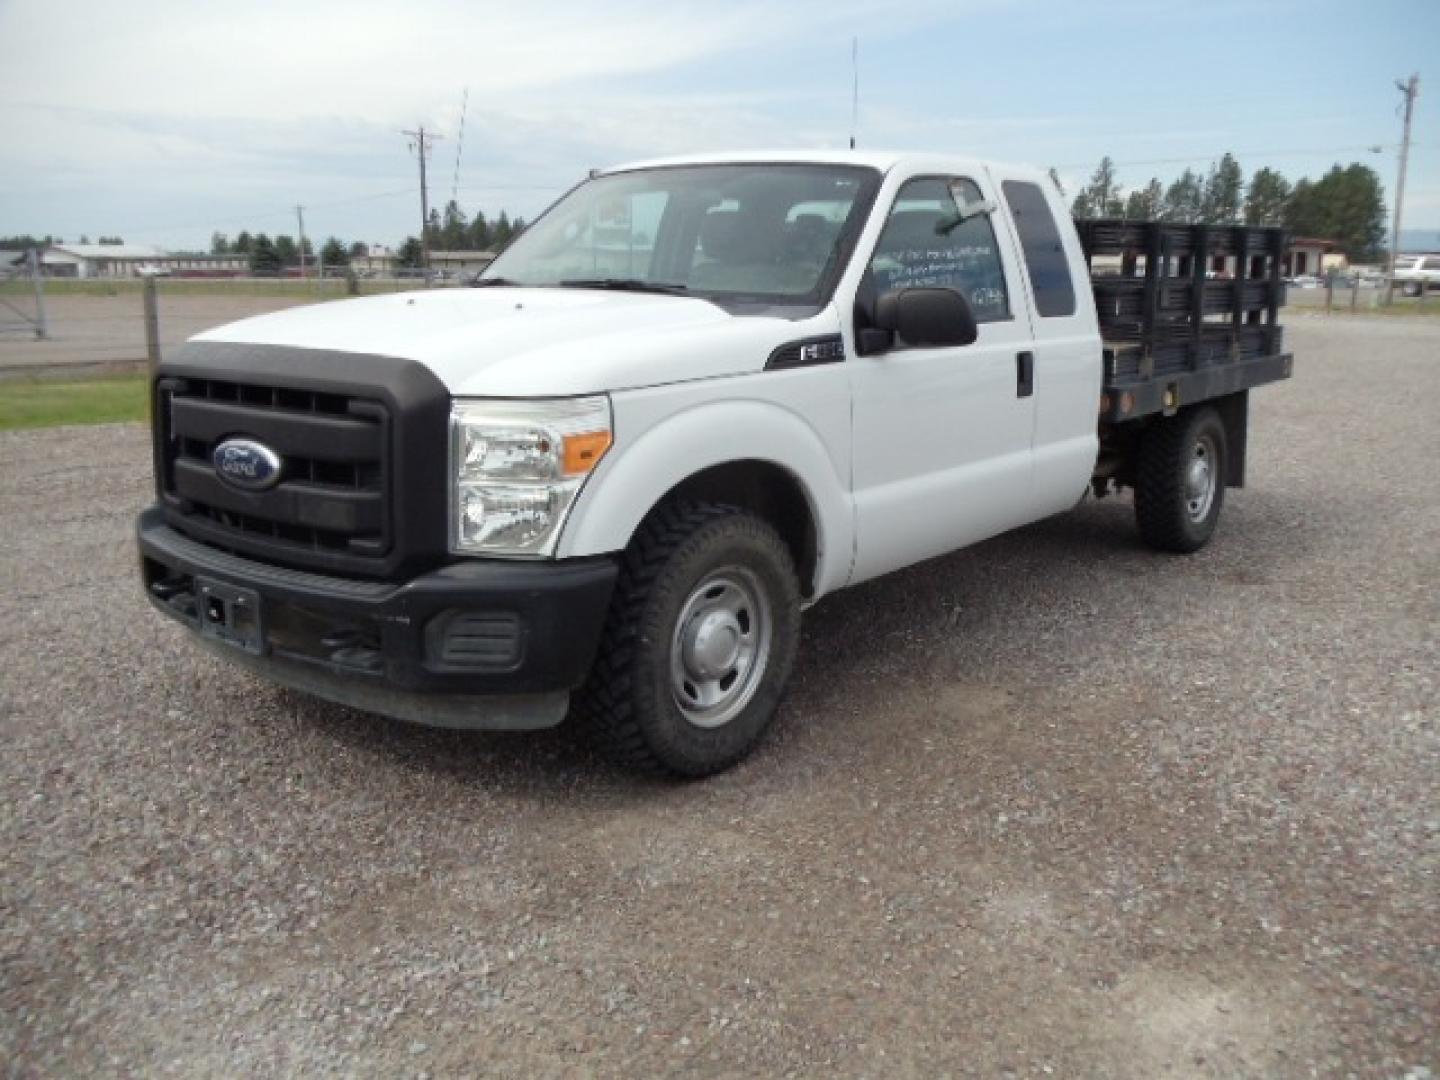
[136,507,618,730]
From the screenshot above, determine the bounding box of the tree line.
[1,234,125,248]
[426,200,527,254]
[207,200,528,274]
[1068,154,1388,262]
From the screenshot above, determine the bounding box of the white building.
[40,243,248,279]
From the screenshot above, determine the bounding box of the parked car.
[1392,254,1440,297]
[1287,274,1322,288]
[136,265,172,277]
[137,151,1294,776]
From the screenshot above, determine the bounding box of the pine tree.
[1285,163,1387,261]
[1123,178,1165,220]
[440,200,467,251]
[491,210,513,251]
[320,237,348,269]
[249,234,281,275]
[468,210,490,251]
[274,235,298,267]
[232,231,253,255]
[1161,169,1205,223]
[1072,157,1123,219]
[1244,168,1292,226]
[1201,153,1244,223]
[396,236,424,269]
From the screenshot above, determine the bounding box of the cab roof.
[601,149,1049,184]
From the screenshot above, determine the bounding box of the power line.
[113,186,415,240]
[1052,143,1404,171]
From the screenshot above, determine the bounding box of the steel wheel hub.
[669,568,772,729]
[684,611,743,679]
[1185,434,1218,522]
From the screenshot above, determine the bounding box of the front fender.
[557,394,854,598]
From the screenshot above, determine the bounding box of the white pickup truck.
[138,151,1292,775]
[1393,253,1440,296]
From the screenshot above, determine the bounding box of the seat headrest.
[700,211,742,262]
[877,209,948,252]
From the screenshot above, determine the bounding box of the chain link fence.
[0,274,460,380]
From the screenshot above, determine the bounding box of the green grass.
[0,375,148,430]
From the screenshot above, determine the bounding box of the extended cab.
[138,151,1292,775]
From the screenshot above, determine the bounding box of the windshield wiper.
[471,276,519,287]
[559,277,689,295]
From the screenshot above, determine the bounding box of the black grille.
[158,376,391,569]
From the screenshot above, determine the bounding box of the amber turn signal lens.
[563,430,613,475]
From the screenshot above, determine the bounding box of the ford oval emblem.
[212,438,283,491]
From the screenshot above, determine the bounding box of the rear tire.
[1402,281,1422,298]
[1134,406,1227,554]
[575,501,801,777]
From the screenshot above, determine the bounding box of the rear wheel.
[1134,406,1227,554]
[575,501,801,777]
[1402,281,1422,298]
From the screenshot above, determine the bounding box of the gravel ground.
[1,316,1436,1077]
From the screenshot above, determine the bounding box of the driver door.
[848,171,1039,584]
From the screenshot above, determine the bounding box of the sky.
[1,0,1436,252]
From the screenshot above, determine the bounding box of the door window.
[866,177,1010,322]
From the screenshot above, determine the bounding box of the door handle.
[1016,351,1034,398]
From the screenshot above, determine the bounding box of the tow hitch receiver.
[194,577,265,655]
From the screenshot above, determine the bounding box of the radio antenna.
[849,37,859,149]
[451,87,469,206]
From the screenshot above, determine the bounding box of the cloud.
[0,0,968,126]
[0,0,986,242]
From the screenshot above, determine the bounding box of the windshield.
[481,163,881,304]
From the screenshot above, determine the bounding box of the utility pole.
[28,248,48,340]
[1386,73,1419,305]
[295,204,307,280]
[402,125,443,274]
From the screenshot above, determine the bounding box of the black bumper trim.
[138,507,618,696]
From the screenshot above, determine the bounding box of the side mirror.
[872,287,979,349]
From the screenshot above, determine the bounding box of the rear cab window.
[1001,179,1077,318]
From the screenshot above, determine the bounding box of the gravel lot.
[2,317,1436,1077]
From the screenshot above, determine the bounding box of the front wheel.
[1134,406,1228,554]
[575,501,801,777]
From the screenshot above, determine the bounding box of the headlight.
[449,396,612,557]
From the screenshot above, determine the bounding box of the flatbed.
[1078,219,1293,424]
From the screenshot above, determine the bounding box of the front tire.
[1134,406,1227,554]
[575,501,801,777]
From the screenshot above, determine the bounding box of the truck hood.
[194,288,830,396]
